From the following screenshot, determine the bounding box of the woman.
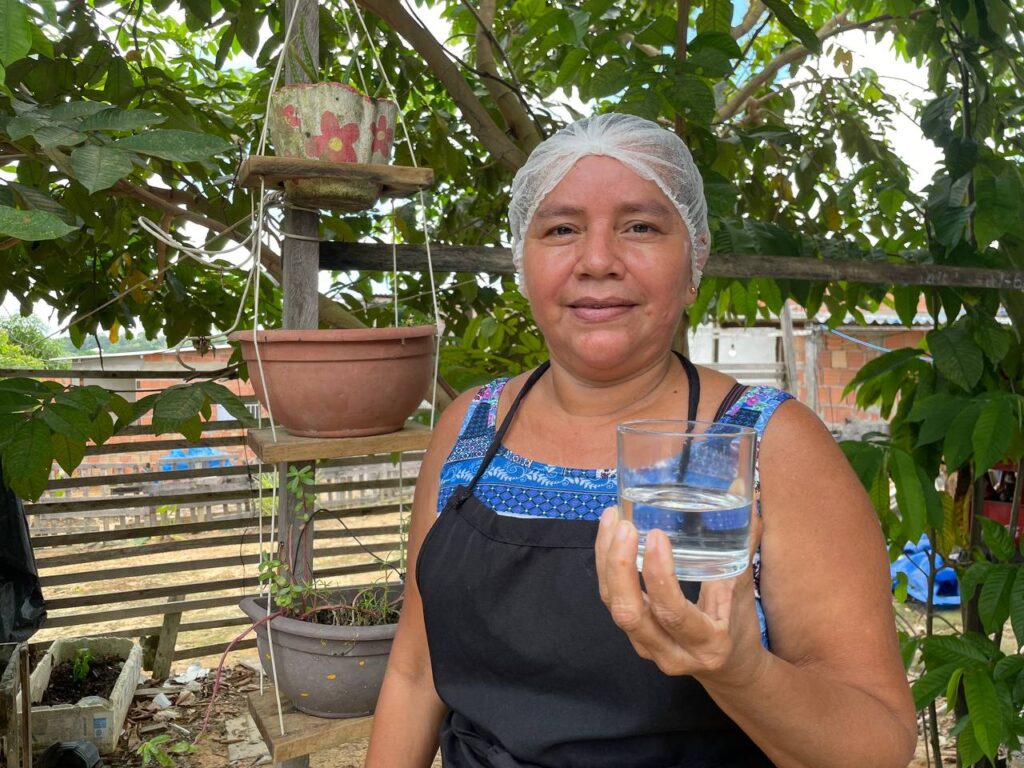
[366,114,916,767]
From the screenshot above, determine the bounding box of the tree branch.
[472,0,541,152]
[718,9,928,123]
[354,0,528,171]
[731,1,765,39]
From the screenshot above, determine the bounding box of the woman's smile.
[566,295,638,322]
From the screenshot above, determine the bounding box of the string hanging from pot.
[339,0,445,588]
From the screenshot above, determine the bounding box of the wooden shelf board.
[249,687,373,762]
[246,423,432,463]
[237,156,434,198]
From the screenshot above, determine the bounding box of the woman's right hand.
[594,506,769,689]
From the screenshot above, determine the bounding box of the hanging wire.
[344,0,444,430]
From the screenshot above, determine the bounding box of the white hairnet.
[508,113,711,286]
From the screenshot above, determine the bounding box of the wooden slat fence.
[12,367,420,671]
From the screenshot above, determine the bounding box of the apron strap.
[463,361,550,497]
[462,355,700,499]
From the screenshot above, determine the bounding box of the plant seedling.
[71,647,93,682]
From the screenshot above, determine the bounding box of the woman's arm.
[364,391,475,767]
[596,399,917,768]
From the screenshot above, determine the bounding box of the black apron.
[417,357,775,767]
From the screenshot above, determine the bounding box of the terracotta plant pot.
[239,588,398,718]
[229,326,434,438]
[268,82,398,210]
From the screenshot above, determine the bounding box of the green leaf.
[973,397,1013,475]
[964,667,1003,759]
[112,130,231,162]
[891,448,926,543]
[892,286,919,327]
[178,413,203,442]
[978,563,1014,633]
[761,0,822,53]
[944,401,983,471]
[961,562,992,604]
[588,61,630,99]
[993,654,1024,682]
[108,394,134,425]
[2,418,52,500]
[946,666,964,711]
[1010,570,1024,648]
[971,319,1010,365]
[0,0,32,66]
[0,206,77,240]
[695,0,734,34]
[922,633,993,666]
[69,145,135,194]
[0,390,39,412]
[980,517,1015,564]
[197,381,256,426]
[928,325,983,391]
[102,57,135,103]
[660,75,717,126]
[152,384,206,423]
[844,347,921,396]
[90,409,114,445]
[79,108,165,132]
[957,718,985,766]
[51,431,85,475]
[235,1,261,56]
[556,49,587,88]
[32,125,87,148]
[911,394,967,447]
[48,102,111,120]
[40,403,93,442]
[912,662,959,710]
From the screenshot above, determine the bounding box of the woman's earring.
[689,284,697,294]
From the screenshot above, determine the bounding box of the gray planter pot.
[239,587,398,718]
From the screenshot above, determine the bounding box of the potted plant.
[238,464,404,718]
[228,324,435,438]
[267,81,398,210]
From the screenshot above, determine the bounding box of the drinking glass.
[617,420,757,581]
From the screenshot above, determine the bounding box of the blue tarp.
[158,447,232,472]
[890,535,960,606]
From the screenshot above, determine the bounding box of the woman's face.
[522,155,693,379]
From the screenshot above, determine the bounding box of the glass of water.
[617,420,757,581]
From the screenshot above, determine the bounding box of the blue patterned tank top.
[437,376,793,646]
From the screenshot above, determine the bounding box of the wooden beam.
[247,423,432,463]
[319,242,1024,290]
[237,157,434,198]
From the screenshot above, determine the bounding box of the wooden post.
[779,303,798,394]
[278,2,318,766]
[19,644,30,768]
[152,595,185,681]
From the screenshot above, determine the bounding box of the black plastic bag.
[0,467,46,642]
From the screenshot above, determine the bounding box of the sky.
[4,2,943,337]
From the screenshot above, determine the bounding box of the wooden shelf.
[249,687,373,763]
[236,156,434,198]
[246,423,432,463]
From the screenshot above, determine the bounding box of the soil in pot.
[38,655,123,705]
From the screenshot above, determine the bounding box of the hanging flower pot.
[268,82,398,210]
[229,326,434,438]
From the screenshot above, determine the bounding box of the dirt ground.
[105,661,443,768]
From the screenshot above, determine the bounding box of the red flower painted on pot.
[282,104,300,128]
[371,115,394,159]
[305,112,359,163]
